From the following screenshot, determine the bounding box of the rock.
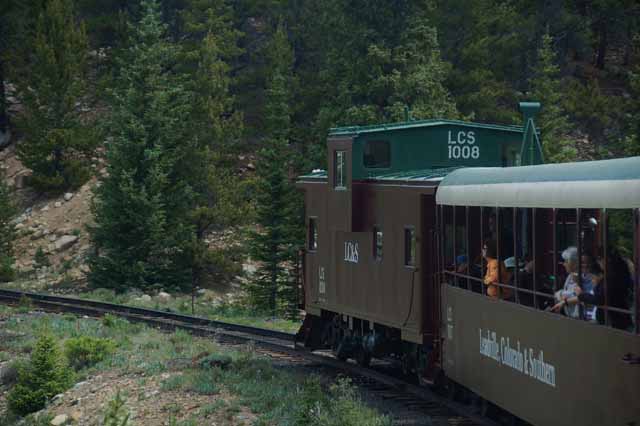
[55,235,78,252]
[50,414,68,426]
[197,354,232,369]
[13,170,31,189]
[70,411,81,422]
[0,129,11,149]
[15,223,24,230]
[41,205,50,212]
[48,234,58,242]
[140,294,152,302]
[54,201,62,208]
[196,288,207,297]
[63,193,73,201]
[157,291,171,302]
[52,393,64,403]
[144,390,159,399]
[0,363,19,385]
[31,229,44,240]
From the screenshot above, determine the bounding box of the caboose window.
[363,140,390,168]
[308,217,318,251]
[404,227,416,267]
[334,150,346,189]
[373,226,383,261]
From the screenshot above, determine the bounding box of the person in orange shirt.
[482,240,512,300]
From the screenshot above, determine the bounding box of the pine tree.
[11,0,97,191]
[180,0,247,293]
[300,0,458,163]
[88,0,197,292]
[8,334,73,416]
[529,33,576,163]
[623,63,640,156]
[0,174,16,282]
[248,23,302,317]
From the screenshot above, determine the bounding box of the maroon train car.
[296,103,640,425]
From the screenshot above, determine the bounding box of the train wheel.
[335,340,349,361]
[415,349,433,387]
[355,348,371,367]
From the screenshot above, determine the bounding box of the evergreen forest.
[1,0,639,315]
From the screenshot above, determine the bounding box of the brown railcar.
[296,103,640,424]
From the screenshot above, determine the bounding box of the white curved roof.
[436,157,640,209]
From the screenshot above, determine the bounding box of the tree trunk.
[595,20,608,70]
[0,58,8,136]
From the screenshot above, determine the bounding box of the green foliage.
[102,390,130,426]
[0,175,16,282]
[64,336,116,370]
[310,1,458,127]
[7,333,73,416]
[622,63,640,156]
[89,0,198,292]
[10,0,97,192]
[529,33,576,163]
[33,247,50,269]
[248,23,303,318]
[17,295,34,313]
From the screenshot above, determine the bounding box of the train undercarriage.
[296,311,439,386]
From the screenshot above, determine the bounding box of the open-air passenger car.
[437,156,640,425]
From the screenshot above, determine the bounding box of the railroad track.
[0,288,497,426]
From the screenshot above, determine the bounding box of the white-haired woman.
[551,246,583,319]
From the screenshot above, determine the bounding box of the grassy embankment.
[78,288,301,334]
[0,304,389,426]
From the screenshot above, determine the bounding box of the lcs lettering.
[344,242,359,263]
[447,130,479,159]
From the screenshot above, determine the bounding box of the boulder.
[63,192,73,201]
[140,294,152,302]
[54,201,62,208]
[55,235,78,252]
[157,291,171,302]
[13,170,31,189]
[0,129,11,149]
[0,363,19,385]
[50,414,69,426]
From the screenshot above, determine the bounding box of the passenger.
[580,253,603,322]
[550,247,582,319]
[455,255,468,288]
[509,258,535,307]
[482,241,511,300]
[486,212,513,258]
[602,251,633,330]
[502,257,516,301]
[553,250,632,330]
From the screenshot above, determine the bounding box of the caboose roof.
[297,167,460,184]
[436,156,640,208]
[329,119,523,136]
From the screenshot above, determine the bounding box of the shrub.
[33,247,50,268]
[102,391,129,426]
[17,295,34,313]
[7,334,73,416]
[0,254,15,282]
[64,336,116,370]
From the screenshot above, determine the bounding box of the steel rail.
[0,288,497,426]
[0,288,294,341]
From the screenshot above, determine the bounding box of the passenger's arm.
[483,262,498,285]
